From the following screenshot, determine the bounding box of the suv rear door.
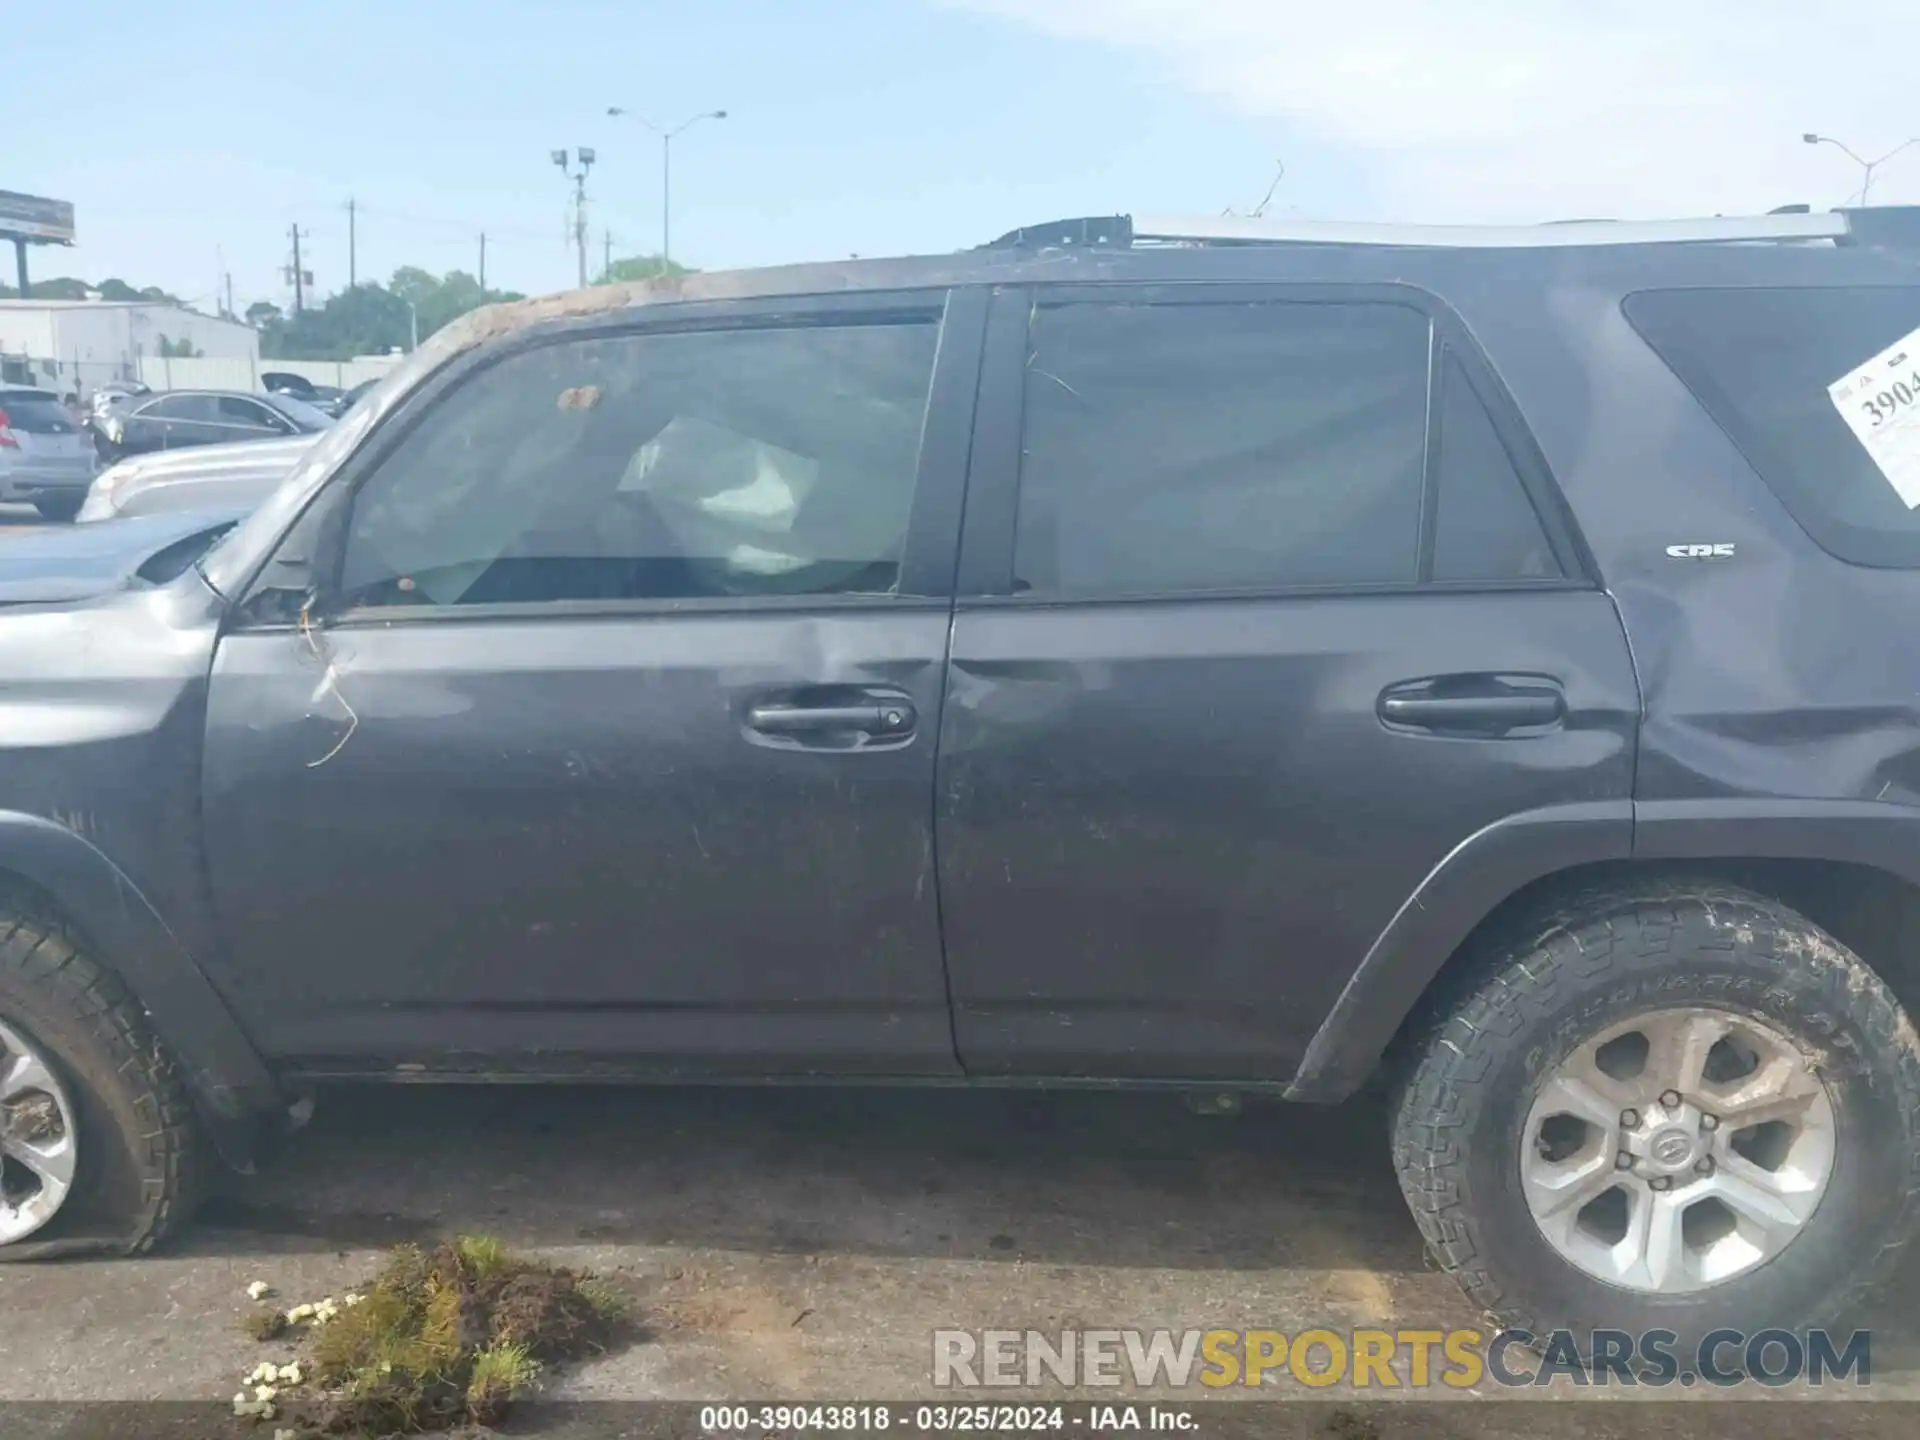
[200,289,984,1072]
[936,282,1641,1080]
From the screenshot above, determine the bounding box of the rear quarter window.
[1623,285,1920,568]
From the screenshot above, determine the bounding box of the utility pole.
[286,224,309,313]
[551,148,596,289]
[603,229,613,281]
[224,271,235,320]
[478,232,487,293]
[346,197,357,288]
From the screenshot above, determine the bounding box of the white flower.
[274,1431,298,1440]
[233,1392,249,1408]
[285,1303,315,1323]
[253,1384,277,1403]
[342,1291,364,1307]
[246,1280,273,1301]
[250,1362,278,1384]
[277,1363,303,1385]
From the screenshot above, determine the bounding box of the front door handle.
[747,700,917,738]
[1378,678,1566,737]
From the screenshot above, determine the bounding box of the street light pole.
[1803,132,1920,205]
[607,107,727,270]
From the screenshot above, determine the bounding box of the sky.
[4,1,1915,313]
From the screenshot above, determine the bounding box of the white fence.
[134,354,404,394]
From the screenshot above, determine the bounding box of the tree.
[245,301,282,329]
[597,253,693,285]
[257,269,526,361]
[156,334,202,358]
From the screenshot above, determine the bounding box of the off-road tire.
[1392,880,1920,1350]
[0,907,201,1259]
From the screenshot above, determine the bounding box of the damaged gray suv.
[5,207,1920,1356]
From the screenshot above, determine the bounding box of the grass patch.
[239,1306,289,1342]
[259,1235,628,1434]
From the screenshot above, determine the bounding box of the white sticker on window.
[1829,324,1920,508]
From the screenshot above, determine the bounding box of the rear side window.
[1624,286,1920,568]
[1430,355,1564,582]
[1013,301,1431,595]
[1009,300,1566,597]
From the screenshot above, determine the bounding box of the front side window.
[1012,301,1432,597]
[145,394,213,422]
[337,317,941,608]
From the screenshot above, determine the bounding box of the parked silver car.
[0,387,98,520]
[75,432,317,522]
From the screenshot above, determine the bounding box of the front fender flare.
[1284,800,1634,1102]
[0,810,277,1155]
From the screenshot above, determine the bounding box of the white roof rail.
[1127,212,1853,249]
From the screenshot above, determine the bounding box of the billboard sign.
[0,191,75,244]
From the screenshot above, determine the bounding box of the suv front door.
[200,290,984,1073]
[936,284,1640,1081]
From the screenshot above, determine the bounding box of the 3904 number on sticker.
[1829,323,1920,508]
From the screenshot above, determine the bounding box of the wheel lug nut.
[1620,1109,1640,1128]
[1701,1114,1719,1132]
[1694,1156,1714,1176]
[1616,1151,1634,1170]
[1650,1176,1673,1191]
[1659,1090,1682,1109]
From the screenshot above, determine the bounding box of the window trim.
[954,280,1595,604]
[237,288,982,627]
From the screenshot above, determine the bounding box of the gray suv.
[1,207,1917,1358]
[0,387,96,519]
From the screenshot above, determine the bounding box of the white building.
[0,300,259,397]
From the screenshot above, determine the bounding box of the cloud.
[946,1,1914,221]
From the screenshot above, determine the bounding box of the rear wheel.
[0,908,201,1259]
[32,495,82,523]
[1393,882,1920,1348]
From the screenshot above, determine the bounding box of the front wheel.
[0,909,201,1259]
[1393,882,1920,1350]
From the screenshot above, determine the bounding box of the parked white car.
[77,433,318,522]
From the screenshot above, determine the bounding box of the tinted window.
[339,318,940,608]
[144,394,215,422]
[0,392,76,433]
[262,393,334,431]
[1012,301,1431,596]
[1624,286,1920,568]
[1430,355,1563,582]
[217,396,276,426]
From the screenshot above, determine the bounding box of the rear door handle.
[747,701,917,737]
[1377,681,1566,736]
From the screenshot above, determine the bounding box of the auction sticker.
[1829,323,1920,507]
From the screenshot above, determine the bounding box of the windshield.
[260,392,336,431]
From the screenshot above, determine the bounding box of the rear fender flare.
[1284,801,1633,1102]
